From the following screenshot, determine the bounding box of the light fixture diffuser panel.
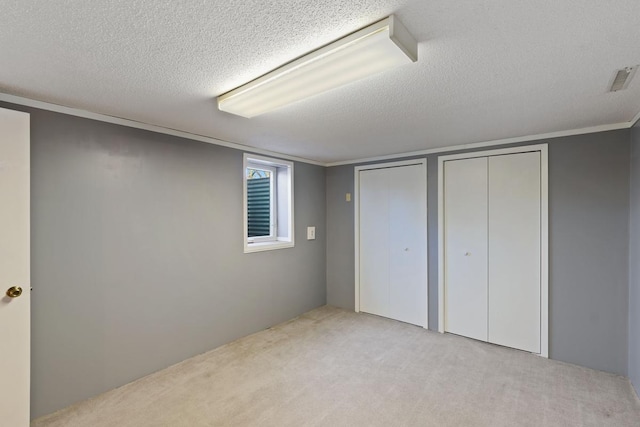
[217,15,418,118]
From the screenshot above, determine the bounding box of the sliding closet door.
[359,168,390,318]
[444,158,488,341]
[488,152,541,353]
[387,165,427,326]
[359,163,427,327]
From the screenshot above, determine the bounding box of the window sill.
[244,239,294,253]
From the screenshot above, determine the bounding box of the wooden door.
[0,107,31,426]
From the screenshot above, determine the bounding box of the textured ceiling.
[1,1,640,163]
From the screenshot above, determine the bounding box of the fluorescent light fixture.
[217,15,418,118]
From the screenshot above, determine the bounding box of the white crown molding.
[0,92,325,166]
[2,92,638,168]
[631,109,640,128]
[325,121,635,167]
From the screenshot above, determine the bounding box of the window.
[243,154,294,253]
[247,164,276,241]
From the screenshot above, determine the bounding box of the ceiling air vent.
[609,66,637,92]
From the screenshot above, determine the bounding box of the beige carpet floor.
[32,306,640,427]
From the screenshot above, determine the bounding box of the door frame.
[354,158,429,329]
[437,144,549,357]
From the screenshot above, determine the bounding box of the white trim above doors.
[354,158,429,329]
[437,144,549,357]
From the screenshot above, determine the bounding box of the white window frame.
[243,153,294,253]
[246,163,277,243]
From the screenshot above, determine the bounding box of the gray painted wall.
[326,166,355,313]
[630,122,640,396]
[0,102,327,419]
[3,99,634,416]
[327,130,630,376]
[549,132,629,375]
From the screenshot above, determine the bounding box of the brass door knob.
[6,286,22,298]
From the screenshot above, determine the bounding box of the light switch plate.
[307,226,316,240]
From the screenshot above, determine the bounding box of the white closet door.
[488,152,541,353]
[388,165,427,326]
[444,158,488,341]
[359,168,391,318]
[359,163,427,327]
